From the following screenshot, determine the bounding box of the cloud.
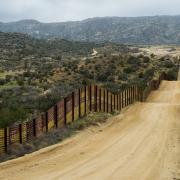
[0,0,180,22]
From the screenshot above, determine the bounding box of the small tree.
[0,107,28,128]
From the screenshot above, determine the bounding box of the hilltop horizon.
[1,0,180,22]
[1,14,180,24]
[1,15,180,45]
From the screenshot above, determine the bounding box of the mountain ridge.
[1,15,180,24]
[1,15,180,44]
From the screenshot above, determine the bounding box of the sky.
[0,0,180,23]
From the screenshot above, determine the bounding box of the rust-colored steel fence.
[0,72,167,154]
[139,72,167,102]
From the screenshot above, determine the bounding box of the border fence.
[0,72,167,154]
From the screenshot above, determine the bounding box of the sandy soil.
[139,45,180,57]
[0,80,180,180]
[91,49,98,56]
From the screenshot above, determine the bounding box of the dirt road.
[0,80,180,180]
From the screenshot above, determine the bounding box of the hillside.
[1,16,180,44]
[0,32,178,128]
[0,32,135,127]
[0,32,101,58]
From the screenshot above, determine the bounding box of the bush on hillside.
[0,107,28,128]
[166,68,178,80]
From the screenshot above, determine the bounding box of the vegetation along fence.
[0,72,167,154]
[139,72,167,102]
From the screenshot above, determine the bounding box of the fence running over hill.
[0,72,167,154]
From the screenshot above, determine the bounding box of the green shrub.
[143,56,150,63]
[123,67,134,74]
[127,56,141,65]
[166,68,178,80]
[0,107,28,128]
[0,78,6,85]
[163,60,174,68]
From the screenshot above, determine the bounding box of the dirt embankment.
[0,81,180,180]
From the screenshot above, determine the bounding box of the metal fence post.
[94,85,97,112]
[64,98,67,125]
[112,94,116,110]
[117,94,119,110]
[131,87,133,103]
[103,89,105,112]
[72,92,75,121]
[124,90,126,107]
[89,85,92,111]
[99,88,102,111]
[132,86,134,102]
[132,87,134,102]
[84,87,87,114]
[45,112,48,132]
[33,118,36,136]
[54,105,58,128]
[78,89,81,118]
[4,128,8,153]
[128,88,130,105]
[107,90,109,113]
[19,124,22,144]
[111,94,113,112]
[122,91,124,108]
[129,88,131,104]
[119,93,122,110]
[126,90,128,106]
[124,90,126,106]
[116,95,117,109]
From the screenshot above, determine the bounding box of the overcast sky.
[0,0,180,23]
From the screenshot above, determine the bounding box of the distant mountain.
[1,16,180,44]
